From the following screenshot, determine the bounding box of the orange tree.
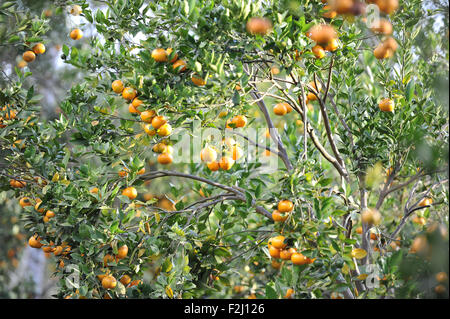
[1,0,448,299]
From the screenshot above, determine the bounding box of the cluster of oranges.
[151,47,187,73]
[225,115,248,129]
[201,138,244,171]
[272,200,294,222]
[306,24,339,59]
[268,235,315,267]
[111,79,174,165]
[18,43,46,68]
[246,17,273,36]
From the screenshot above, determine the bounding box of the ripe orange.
[323,5,337,19]
[111,80,124,93]
[383,37,398,52]
[418,197,432,207]
[132,98,143,108]
[269,246,281,258]
[140,110,156,123]
[117,245,128,259]
[291,253,308,265]
[219,156,234,170]
[118,169,129,178]
[207,161,220,171]
[232,145,244,161]
[284,288,294,299]
[191,75,206,86]
[273,103,287,116]
[157,123,172,137]
[128,103,140,114]
[28,235,43,248]
[361,208,382,225]
[54,246,63,256]
[17,60,27,68]
[22,51,36,62]
[377,0,398,14]
[19,197,32,208]
[280,248,295,260]
[307,24,337,44]
[122,87,137,100]
[122,187,137,200]
[374,44,390,60]
[378,98,395,112]
[435,285,446,294]
[270,236,287,249]
[144,124,157,136]
[370,19,393,35]
[436,272,448,283]
[10,179,26,188]
[356,226,363,234]
[312,45,326,59]
[45,210,55,218]
[102,275,117,289]
[151,115,167,129]
[166,48,178,63]
[272,210,288,222]
[152,143,168,153]
[137,167,146,175]
[157,153,173,165]
[278,200,294,213]
[233,115,247,128]
[90,187,99,194]
[120,275,132,286]
[70,28,83,40]
[331,0,353,14]
[200,146,218,163]
[325,38,339,52]
[32,43,46,55]
[246,17,272,35]
[370,233,379,240]
[172,59,187,72]
[151,48,167,62]
[128,279,142,288]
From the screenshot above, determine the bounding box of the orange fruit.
[284,288,294,299]
[166,48,178,63]
[22,51,36,62]
[435,285,446,294]
[111,80,124,93]
[280,248,295,260]
[378,98,395,112]
[269,246,281,258]
[122,87,137,100]
[383,37,398,52]
[32,43,46,55]
[128,104,140,114]
[28,235,43,249]
[370,19,393,35]
[10,179,27,188]
[90,187,99,194]
[157,123,172,137]
[273,103,287,116]
[370,233,379,240]
[118,169,129,178]
[152,143,168,153]
[19,197,32,208]
[307,24,337,44]
[151,48,167,62]
[35,198,45,213]
[219,156,234,170]
[54,246,63,256]
[117,245,128,259]
[191,75,206,86]
[361,208,382,225]
[278,200,294,213]
[45,210,55,218]
[102,275,117,289]
[312,45,326,59]
[172,59,187,72]
[325,38,339,52]
[418,197,432,207]
[200,146,218,163]
[246,17,272,35]
[291,253,308,265]
[132,98,143,108]
[151,115,167,129]
[128,280,142,288]
[272,210,288,222]
[120,275,132,286]
[231,145,244,161]
[140,110,156,123]
[144,124,157,136]
[17,60,27,68]
[137,167,146,175]
[122,187,138,200]
[323,5,337,19]
[377,0,398,14]
[373,44,390,60]
[70,4,82,15]
[270,236,287,249]
[207,161,220,171]
[331,0,353,14]
[436,272,448,283]
[70,28,83,40]
[356,226,363,234]
[232,115,247,128]
[157,153,173,165]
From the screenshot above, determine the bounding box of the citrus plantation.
[0,0,448,299]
